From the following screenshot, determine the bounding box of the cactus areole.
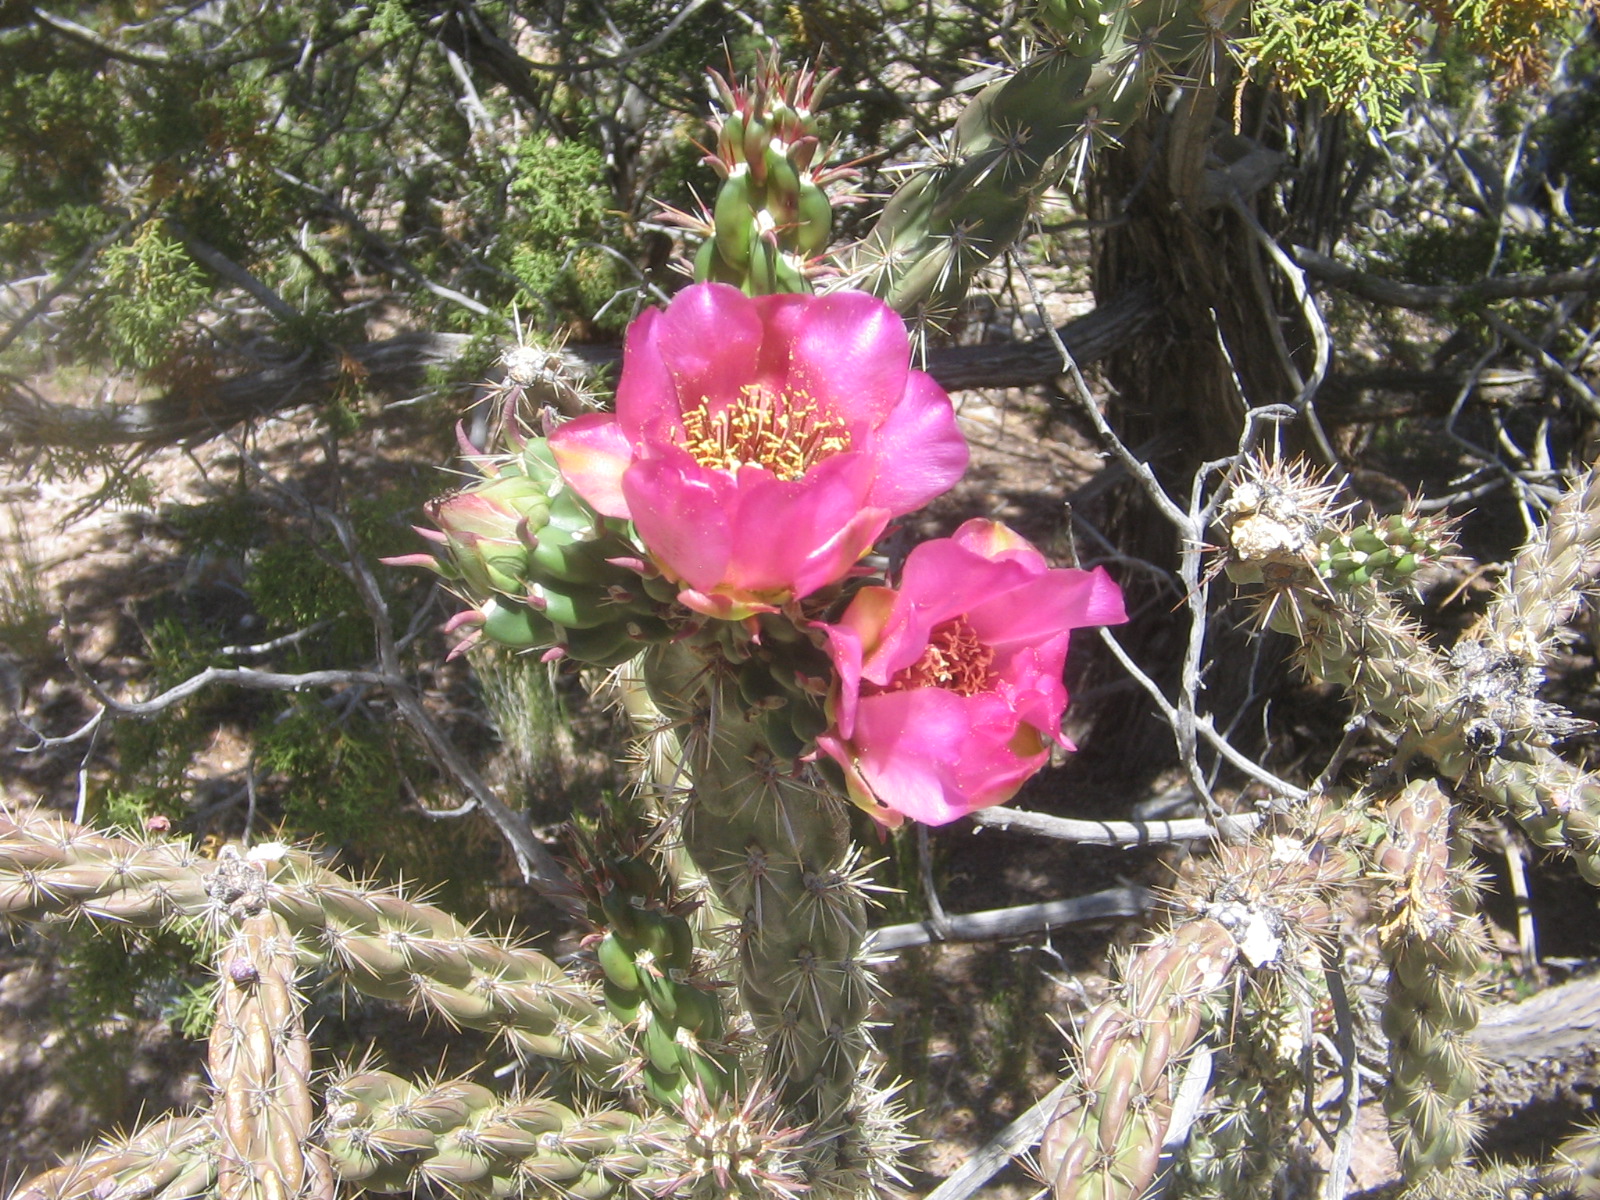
[548,282,969,619]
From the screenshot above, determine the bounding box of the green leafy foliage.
[1242,0,1441,128]
[254,701,399,846]
[100,222,210,370]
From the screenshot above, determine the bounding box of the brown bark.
[1083,80,1312,771]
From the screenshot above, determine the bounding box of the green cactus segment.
[638,641,884,1190]
[1177,972,1323,1200]
[323,1071,653,1198]
[697,55,845,295]
[0,814,627,1076]
[1218,459,1600,878]
[1042,915,1241,1200]
[10,1114,218,1200]
[1314,515,1453,589]
[1372,781,1487,1179]
[852,0,1250,317]
[575,847,737,1106]
[210,903,331,1200]
[1218,461,1455,594]
[402,429,673,667]
[1471,750,1600,887]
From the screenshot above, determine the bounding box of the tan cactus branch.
[10,1115,216,1200]
[1040,812,1359,1200]
[207,851,332,1200]
[0,811,626,1073]
[1371,781,1488,1178]
[12,1067,809,1200]
[1484,469,1600,654]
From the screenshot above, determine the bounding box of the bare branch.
[968,806,1259,844]
[1296,245,1600,310]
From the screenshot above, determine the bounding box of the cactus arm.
[1040,804,1358,1200]
[850,0,1252,318]
[8,1116,217,1200]
[1370,781,1488,1179]
[638,641,893,1192]
[207,859,333,1200]
[0,812,628,1077]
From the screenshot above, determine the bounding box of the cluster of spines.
[0,812,628,1078]
[1218,457,1453,597]
[1173,968,1322,1200]
[1040,807,1359,1200]
[848,0,1251,321]
[1371,781,1488,1179]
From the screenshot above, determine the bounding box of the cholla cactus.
[1208,458,1600,1186]
[206,850,332,1200]
[666,52,853,295]
[849,0,1250,320]
[1370,781,1490,1177]
[1040,801,1360,1200]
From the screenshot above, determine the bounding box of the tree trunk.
[1084,79,1314,775]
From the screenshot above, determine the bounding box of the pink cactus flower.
[815,520,1128,827]
[547,282,968,619]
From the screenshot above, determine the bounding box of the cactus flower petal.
[817,519,1127,825]
[549,281,967,614]
[546,413,635,519]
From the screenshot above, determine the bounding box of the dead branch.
[0,290,1157,453]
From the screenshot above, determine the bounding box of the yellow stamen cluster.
[887,615,996,696]
[680,383,850,481]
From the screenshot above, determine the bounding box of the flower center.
[680,383,851,481]
[885,615,996,696]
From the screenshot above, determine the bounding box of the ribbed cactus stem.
[1469,749,1600,886]
[207,849,331,1200]
[1041,809,1358,1200]
[322,1070,659,1198]
[1545,1119,1600,1198]
[0,813,627,1077]
[1485,469,1600,654]
[1372,781,1487,1178]
[10,1115,216,1200]
[1040,915,1239,1200]
[852,0,1249,317]
[1175,973,1318,1200]
[639,642,880,1191]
